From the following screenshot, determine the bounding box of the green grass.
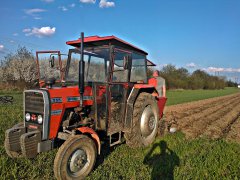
[87,133,240,179]
[166,87,240,106]
[0,88,240,179]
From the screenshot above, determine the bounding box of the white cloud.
[99,0,115,8]
[0,45,4,50]
[34,17,42,20]
[69,3,76,8]
[59,6,68,11]
[42,0,54,2]
[24,27,56,38]
[13,33,18,36]
[203,67,240,73]
[186,62,197,68]
[80,0,96,4]
[24,8,46,16]
[23,28,31,33]
[0,45,5,54]
[10,40,14,43]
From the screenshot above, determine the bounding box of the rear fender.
[76,127,101,154]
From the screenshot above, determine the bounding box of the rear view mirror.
[49,55,55,68]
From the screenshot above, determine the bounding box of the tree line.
[0,46,238,90]
[148,64,238,90]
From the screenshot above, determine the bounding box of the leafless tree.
[0,46,37,86]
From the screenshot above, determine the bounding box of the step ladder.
[109,132,123,147]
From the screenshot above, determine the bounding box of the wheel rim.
[68,148,89,176]
[140,105,157,139]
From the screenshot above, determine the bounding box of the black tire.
[124,92,159,148]
[4,122,24,158]
[54,135,97,180]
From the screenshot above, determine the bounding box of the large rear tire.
[124,92,159,147]
[54,135,97,180]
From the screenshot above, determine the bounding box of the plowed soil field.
[165,92,240,143]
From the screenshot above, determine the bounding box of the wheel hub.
[140,105,157,138]
[148,116,155,130]
[69,149,87,173]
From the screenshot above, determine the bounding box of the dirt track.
[164,93,240,143]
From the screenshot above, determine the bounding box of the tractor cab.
[65,35,155,85]
[63,35,158,133]
[5,33,167,180]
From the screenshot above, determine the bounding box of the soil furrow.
[178,95,240,129]
[225,116,240,143]
[165,93,240,122]
[166,93,240,114]
[164,92,240,141]
[183,98,240,139]
[202,103,240,139]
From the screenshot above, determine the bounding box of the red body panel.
[47,86,93,139]
[134,84,155,89]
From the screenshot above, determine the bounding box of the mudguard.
[76,127,101,154]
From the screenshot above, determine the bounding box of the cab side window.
[130,53,147,83]
[112,51,129,82]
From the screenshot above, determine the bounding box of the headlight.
[25,113,31,121]
[37,115,43,124]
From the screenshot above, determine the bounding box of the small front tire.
[54,135,97,180]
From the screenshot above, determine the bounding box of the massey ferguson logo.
[31,114,37,121]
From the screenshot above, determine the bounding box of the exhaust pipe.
[79,32,85,107]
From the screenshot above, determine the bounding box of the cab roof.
[66,35,148,55]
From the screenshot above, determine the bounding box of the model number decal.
[51,110,62,115]
[67,96,93,102]
[51,98,62,103]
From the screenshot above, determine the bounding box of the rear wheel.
[124,92,159,147]
[54,135,97,180]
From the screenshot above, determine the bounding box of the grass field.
[0,88,240,179]
[166,87,240,105]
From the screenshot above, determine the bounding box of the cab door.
[108,48,132,134]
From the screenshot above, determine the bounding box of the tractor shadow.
[143,141,180,180]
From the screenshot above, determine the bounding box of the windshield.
[65,47,109,82]
[36,51,62,81]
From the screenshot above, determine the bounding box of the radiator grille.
[25,92,44,114]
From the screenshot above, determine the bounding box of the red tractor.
[5,33,167,179]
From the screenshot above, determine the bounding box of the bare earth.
[164,93,240,143]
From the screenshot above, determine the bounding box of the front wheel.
[54,135,97,180]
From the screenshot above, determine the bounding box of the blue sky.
[0,0,240,81]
